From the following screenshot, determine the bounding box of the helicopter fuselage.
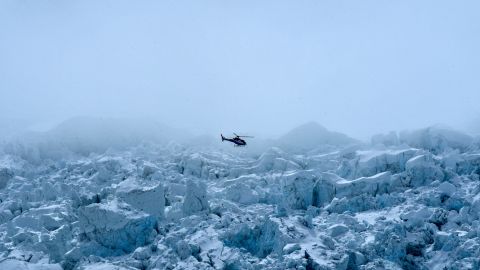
[225,137,246,146]
[221,134,247,146]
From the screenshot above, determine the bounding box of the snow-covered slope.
[276,122,359,153]
[399,126,474,154]
[0,117,191,163]
[0,121,479,269]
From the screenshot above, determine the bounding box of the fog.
[1,0,479,140]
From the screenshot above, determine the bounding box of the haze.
[1,0,479,139]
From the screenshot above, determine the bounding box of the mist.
[1,0,480,140]
[4,2,480,268]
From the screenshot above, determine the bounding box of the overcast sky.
[1,0,479,139]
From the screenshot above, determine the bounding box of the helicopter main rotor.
[233,133,254,138]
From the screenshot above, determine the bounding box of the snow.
[0,259,62,270]
[1,119,480,269]
[276,122,359,152]
[327,224,349,237]
[439,182,457,197]
[399,126,474,154]
[77,199,157,254]
[182,179,210,215]
[0,167,13,189]
[116,178,165,219]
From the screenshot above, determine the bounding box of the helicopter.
[221,133,253,146]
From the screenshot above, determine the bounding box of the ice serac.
[222,218,288,258]
[255,148,301,172]
[336,171,394,198]
[77,199,157,253]
[0,167,13,189]
[312,172,338,207]
[406,154,444,187]
[182,179,210,215]
[116,178,165,219]
[371,131,399,146]
[455,153,480,175]
[282,170,317,210]
[2,118,480,270]
[180,153,205,178]
[179,152,230,179]
[224,181,259,204]
[399,126,473,153]
[283,169,400,211]
[352,148,418,178]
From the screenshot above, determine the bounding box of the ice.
[371,131,400,146]
[77,199,157,253]
[283,243,301,254]
[116,178,165,219]
[406,154,444,187]
[276,122,359,152]
[438,182,456,197]
[282,170,317,210]
[399,126,474,154]
[336,171,395,198]
[312,173,338,207]
[223,181,259,204]
[1,120,480,269]
[327,224,349,237]
[182,179,210,215]
[351,148,418,178]
[222,218,288,258]
[0,259,62,270]
[0,167,13,189]
[175,240,192,260]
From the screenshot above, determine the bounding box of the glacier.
[0,119,480,269]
